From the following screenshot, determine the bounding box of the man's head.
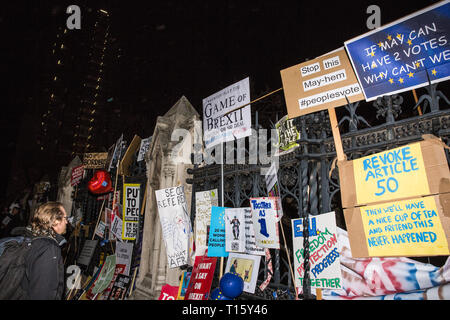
[31,201,68,236]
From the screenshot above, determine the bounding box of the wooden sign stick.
[328,107,346,162]
[412,89,422,115]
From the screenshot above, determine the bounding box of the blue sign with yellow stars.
[345,1,450,101]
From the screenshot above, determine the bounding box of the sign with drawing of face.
[155,186,192,268]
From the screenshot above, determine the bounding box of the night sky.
[1,0,442,200]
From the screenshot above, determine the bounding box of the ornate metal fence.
[188,83,450,300]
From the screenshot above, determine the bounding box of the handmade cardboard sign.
[83,152,109,169]
[122,183,140,240]
[184,255,217,300]
[195,189,218,257]
[225,208,246,253]
[339,137,450,208]
[344,194,450,258]
[249,197,280,249]
[155,186,192,268]
[225,253,261,294]
[119,135,141,176]
[291,211,343,290]
[345,1,450,101]
[280,47,364,118]
[207,206,229,257]
[203,77,252,149]
[275,115,300,156]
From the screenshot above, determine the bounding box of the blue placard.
[345,1,450,101]
[207,206,229,257]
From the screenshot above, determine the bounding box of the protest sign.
[155,186,192,268]
[195,189,218,257]
[177,271,192,300]
[202,77,252,149]
[107,274,130,300]
[264,162,283,221]
[94,221,106,239]
[137,136,152,162]
[184,255,217,300]
[243,208,265,256]
[119,135,141,176]
[111,209,123,241]
[339,137,450,208]
[250,198,280,249]
[281,47,364,118]
[89,255,116,297]
[207,206,229,257]
[159,284,179,300]
[122,183,140,240]
[100,264,126,300]
[70,165,84,187]
[291,211,343,290]
[83,152,108,169]
[77,239,98,267]
[225,253,261,294]
[116,242,133,276]
[275,115,300,156]
[345,1,450,101]
[344,194,450,258]
[109,134,124,171]
[225,208,246,253]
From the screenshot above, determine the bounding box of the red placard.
[184,254,217,300]
[71,165,84,186]
[158,284,179,300]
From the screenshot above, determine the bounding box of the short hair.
[30,201,64,237]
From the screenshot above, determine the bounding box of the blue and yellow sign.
[345,1,450,101]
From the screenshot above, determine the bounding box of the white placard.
[155,185,192,268]
[291,211,343,290]
[225,208,246,253]
[194,189,218,257]
[116,242,133,276]
[250,197,280,249]
[202,77,252,149]
[137,136,152,162]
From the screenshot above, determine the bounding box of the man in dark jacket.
[21,201,68,300]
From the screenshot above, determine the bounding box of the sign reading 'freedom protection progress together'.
[345,1,450,101]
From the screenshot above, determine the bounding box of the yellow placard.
[360,196,449,257]
[353,142,430,204]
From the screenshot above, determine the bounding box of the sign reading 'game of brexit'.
[345,1,450,101]
[280,47,364,118]
[202,77,251,149]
